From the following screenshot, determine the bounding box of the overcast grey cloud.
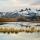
[31,0,40,4]
[31,0,40,8]
[18,0,29,4]
[0,0,40,11]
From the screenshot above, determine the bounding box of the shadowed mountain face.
[1,12,21,18]
[0,8,40,22]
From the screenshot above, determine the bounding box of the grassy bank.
[0,27,40,34]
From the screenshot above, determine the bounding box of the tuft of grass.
[0,27,40,34]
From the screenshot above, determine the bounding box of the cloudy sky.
[0,0,40,11]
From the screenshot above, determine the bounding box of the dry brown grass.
[0,18,17,22]
[0,27,40,34]
[0,18,40,22]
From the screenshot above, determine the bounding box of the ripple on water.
[0,32,40,40]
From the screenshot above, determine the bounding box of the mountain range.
[0,8,40,22]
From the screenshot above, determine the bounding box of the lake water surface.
[0,32,40,40]
[0,22,40,40]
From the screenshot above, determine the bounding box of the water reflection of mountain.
[0,22,40,28]
[0,23,8,25]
